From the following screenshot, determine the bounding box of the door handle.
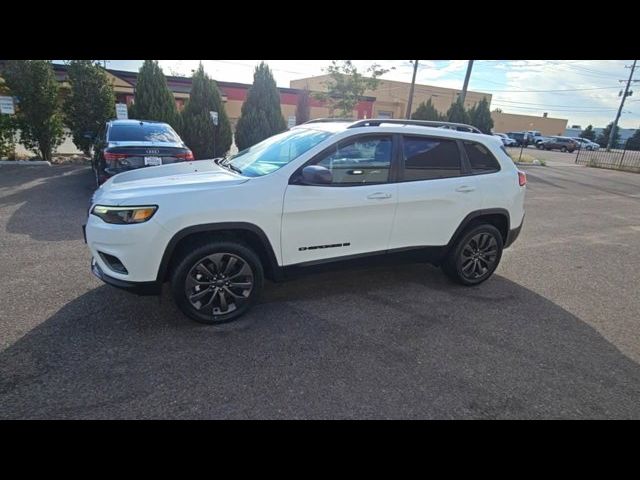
[455,185,476,193]
[367,192,392,200]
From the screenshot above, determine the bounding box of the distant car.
[539,136,579,153]
[93,119,194,187]
[506,132,529,147]
[571,137,600,151]
[493,133,517,147]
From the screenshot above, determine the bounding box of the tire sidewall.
[171,241,264,325]
[448,224,504,286]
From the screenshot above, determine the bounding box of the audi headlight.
[91,205,158,224]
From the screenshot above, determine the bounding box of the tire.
[561,146,567,152]
[170,240,264,324]
[442,224,504,286]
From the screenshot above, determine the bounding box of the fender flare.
[155,222,280,282]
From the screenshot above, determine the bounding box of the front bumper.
[91,257,161,296]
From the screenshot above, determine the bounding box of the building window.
[377,110,394,119]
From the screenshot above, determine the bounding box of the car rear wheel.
[442,224,504,286]
[170,241,264,324]
[561,146,567,152]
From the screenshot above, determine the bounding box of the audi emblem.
[146,149,160,154]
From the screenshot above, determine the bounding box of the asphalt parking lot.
[1,161,640,419]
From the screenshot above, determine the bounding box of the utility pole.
[459,60,474,106]
[607,59,637,151]
[405,60,419,118]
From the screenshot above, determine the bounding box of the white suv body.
[85,119,526,323]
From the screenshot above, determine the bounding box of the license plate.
[144,156,162,166]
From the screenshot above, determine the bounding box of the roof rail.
[347,118,483,134]
[303,118,356,124]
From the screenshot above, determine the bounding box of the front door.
[281,134,398,266]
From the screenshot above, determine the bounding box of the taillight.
[518,171,527,186]
[176,150,194,161]
[103,152,129,161]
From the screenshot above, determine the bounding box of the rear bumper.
[91,258,161,296]
[504,219,524,249]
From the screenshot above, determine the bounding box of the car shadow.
[0,165,94,241]
[1,263,640,419]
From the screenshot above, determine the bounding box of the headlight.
[91,205,158,224]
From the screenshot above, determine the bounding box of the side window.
[314,135,392,184]
[402,136,461,181]
[463,141,501,174]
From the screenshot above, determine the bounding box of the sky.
[95,60,639,129]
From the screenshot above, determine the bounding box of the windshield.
[227,128,333,177]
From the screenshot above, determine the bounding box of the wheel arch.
[156,222,281,283]
[447,209,510,251]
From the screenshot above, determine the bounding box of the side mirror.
[301,165,332,185]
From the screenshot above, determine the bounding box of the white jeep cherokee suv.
[85,119,526,324]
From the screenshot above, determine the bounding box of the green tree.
[3,60,64,161]
[179,64,232,159]
[468,97,494,134]
[626,127,640,151]
[234,62,287,150]
[314,60,389,118]
[295,86,311,125]
[596,122,621,148]
[411,98,443,121]
[446,98,470,124]
[63,60,115,155]
[129,60,178,129]
[579,124,596,141]
[0,114,17,159]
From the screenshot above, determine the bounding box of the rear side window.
[402,136,461,181]
[463,141,500,174]
[108,123,181,143]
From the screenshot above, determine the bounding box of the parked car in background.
[93,119,194,187]
[506,132,530,147]
[571,137,600,150]
[539,136,579,152]
[493,133,517,147]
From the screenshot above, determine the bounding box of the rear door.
[388,134,481,249]
[281,133,399,266]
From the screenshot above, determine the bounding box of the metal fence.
[575,140,640,173]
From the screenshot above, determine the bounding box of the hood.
[93,160,249,205]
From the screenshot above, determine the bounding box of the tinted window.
[109,123,182,143]
[402,136,461,181]
[314,135,391,184]
[463,141,500,173]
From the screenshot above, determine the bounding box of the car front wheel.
[171,241,264,324]
[442,224,504,286]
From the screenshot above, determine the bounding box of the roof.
[46,63,376,101]
[108,119,168,125]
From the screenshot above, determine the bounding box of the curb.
[0,160,52,166]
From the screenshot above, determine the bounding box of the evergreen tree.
[295,87,311,125]
[626,127,640,151]
[3,60,64,161]
[596,122,621,148]
[468,97,494,134]
[580,124,596,141]
[235,62,286,150]
[129,60,179,129]
[63,60,115,155]
[446,98,470,124]
[411,98,442,121]
[180,64,232,159]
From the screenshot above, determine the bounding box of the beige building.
[291,74,568,135]
[491,111,568,136]
[291,75,491,119]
